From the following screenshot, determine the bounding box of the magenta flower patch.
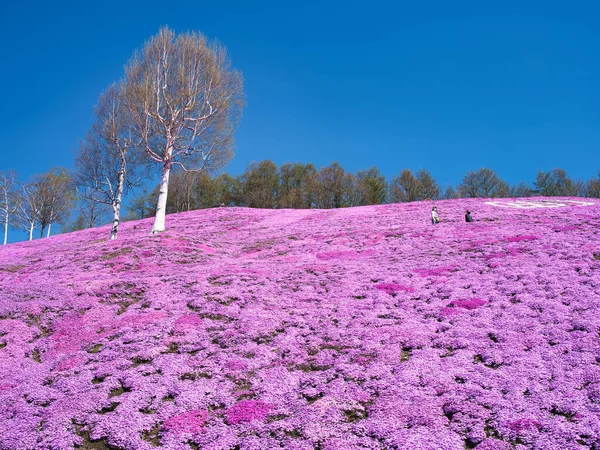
[173,314,203,331]
[448,298,487,310]
[507,418,541,431]
[373,283,414,295]
[506,235,538,242]
[0,197,599,448]
[414,265,458,277]
[163,410,208,434]
[225,400,273,425]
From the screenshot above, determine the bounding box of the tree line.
[150,163,600,214]
[2,163,599,244]
[2,27,600,244]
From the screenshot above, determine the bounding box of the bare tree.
[14,183,42,241]
[442,185,458,200]
[74,84,147,240]
[33,169,73,238]
[125,189,156,221]
[509,182,533,198]
[0,170,20,245]
[585,172,600,198]
[343,172,361,207]
[123,27,245,233]
[534,168,577,197]
[167,170,200,212]
[458,168,509,198]
[71,196,110,230]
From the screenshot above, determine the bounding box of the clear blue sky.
[1,0,599,191]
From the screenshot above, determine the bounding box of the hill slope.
[1,198,599,450]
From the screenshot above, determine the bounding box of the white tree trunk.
[110,170,125,240]
[46,223,52,238]
[152,153,172,234]
[3,211,7,245]
[28,222,34,241]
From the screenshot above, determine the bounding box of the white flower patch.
[485,199,595,209]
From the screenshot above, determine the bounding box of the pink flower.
[374,283,414,295]
[448,298,486,310]
[226,400,272,425]
[163,410,208,434]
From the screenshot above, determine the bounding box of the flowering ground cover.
[1,197,599,450]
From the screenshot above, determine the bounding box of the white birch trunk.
[110,170,125,240]
[3,211,7,245]
[152,149,172,234]
[46,223,52,238]
[29,222,34,241]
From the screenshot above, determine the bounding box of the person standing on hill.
[431,206,440,224]
[465,210,474,222]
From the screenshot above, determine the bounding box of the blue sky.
[1,0,599,201]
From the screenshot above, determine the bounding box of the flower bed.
[0,197,599,449]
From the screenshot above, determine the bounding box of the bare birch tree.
[14,183,42,241]
[123,27,245,233]
[74,83,146,239]
[0,170,20,245]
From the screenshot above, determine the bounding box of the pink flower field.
[1,198,599,450]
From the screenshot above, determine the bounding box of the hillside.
[0,198,599,450]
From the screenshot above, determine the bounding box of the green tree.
[417,170,440,200]
[356,167,387,205]
[390,169,439,202]
[390,169,421,202]
[213,174,242,206]
[315,162,346,208]
[241,160,279,208]
[278,163,317,208]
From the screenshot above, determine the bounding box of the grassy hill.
[0,198,599,450]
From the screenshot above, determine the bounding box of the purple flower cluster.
[225,400,272,425]
[0,197,599,449]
